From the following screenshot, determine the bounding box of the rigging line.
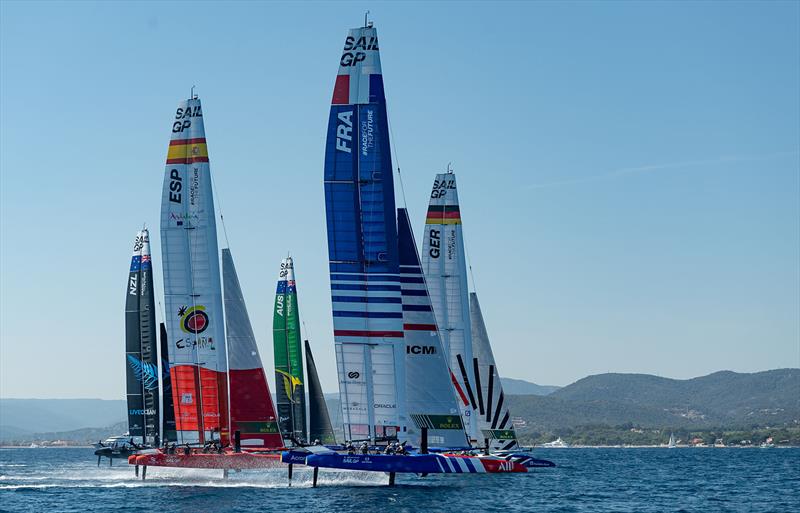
[386,111,408,210]
[209,171,231,249]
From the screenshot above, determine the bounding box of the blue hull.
[305,453,446,473]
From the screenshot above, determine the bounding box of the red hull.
[134,451,283,470]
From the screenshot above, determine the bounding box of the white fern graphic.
[127,355,159,391]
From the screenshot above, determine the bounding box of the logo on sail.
[276,369,303,404]
[178,305,209,334]
[126,355,159,391]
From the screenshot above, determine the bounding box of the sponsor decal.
[172,104,202,133]
[178,305,209,334]
[190,168,199,207]
[431,177,456,199]
[447,230,457,260]
[175,336,215,350]
[168,169,182,203]
[428,229,441,258]
[360,109,374,156]
[340,35,378,67]
[347,371,360,379]
[336,111,353,153]
[407,345,436,355]
[275,369,303,404]
[236,421,280,434]
[129,408,156,416]
[133,234,145,252]
[181,392,193,404]
[169,211,200,227]
[374,403,396,409]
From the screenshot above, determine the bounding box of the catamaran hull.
[133,452,283,470]
[294,452,528,474]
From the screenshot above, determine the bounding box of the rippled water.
[1,447,798,512]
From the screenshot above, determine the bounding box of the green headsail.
[272,257,307,443]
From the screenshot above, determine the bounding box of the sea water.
[1,447,798,512]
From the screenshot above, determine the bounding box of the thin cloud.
[527,151,799,190]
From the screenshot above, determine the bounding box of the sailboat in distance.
[97,229,160,465]
[421,171,477,444]
[273,257,307,445]
[124,229,159,446]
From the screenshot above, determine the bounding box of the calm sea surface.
[1,447,798,512]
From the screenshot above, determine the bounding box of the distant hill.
[3,370,796,442]
[501,378,560,396]
[0,399,126,439]
[509,369,800,432]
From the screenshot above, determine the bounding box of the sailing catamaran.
[422,172,525,453]
[281,23,553,486]
[133,96,284,476]
[322,21,406,445]
[97,229,161,465]
[420,172,478,445]
[273,257,308,445]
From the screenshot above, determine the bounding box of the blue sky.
[1,1,798,399]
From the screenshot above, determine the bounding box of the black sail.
[305,340,335,444]
[160,322,177,443]
[124,229,159,443]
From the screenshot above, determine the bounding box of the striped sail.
[224,249,282,449]
[398,209,468,448]
[124,229,159,444]
[421,173,478,443]
[324,25,406,442]
[470,293,519,451]
[160,97,229,445]
[272,257,307,443]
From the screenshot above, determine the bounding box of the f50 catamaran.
[323,22,406,444]
[284,23,552,486]
[133,97,284,477]
[273,257,307,445]
[125,229,160,445]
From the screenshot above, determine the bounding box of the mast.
[305,339,336,444]
[398,209,469,448]
[223,249,282,449]
[469,292,519,451]
[160,96,229,446]
[125,229,159,445]
[421,172,478,443]
[273,257,307,444]
[323,23,406,443]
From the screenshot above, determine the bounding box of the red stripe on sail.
[332,75,350,104]
[166,156,210,164]
[426,210,461,219]
[334,329,403,338]
[451,370,470,406]
[403,323,437,331]
[169,138,207,146]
